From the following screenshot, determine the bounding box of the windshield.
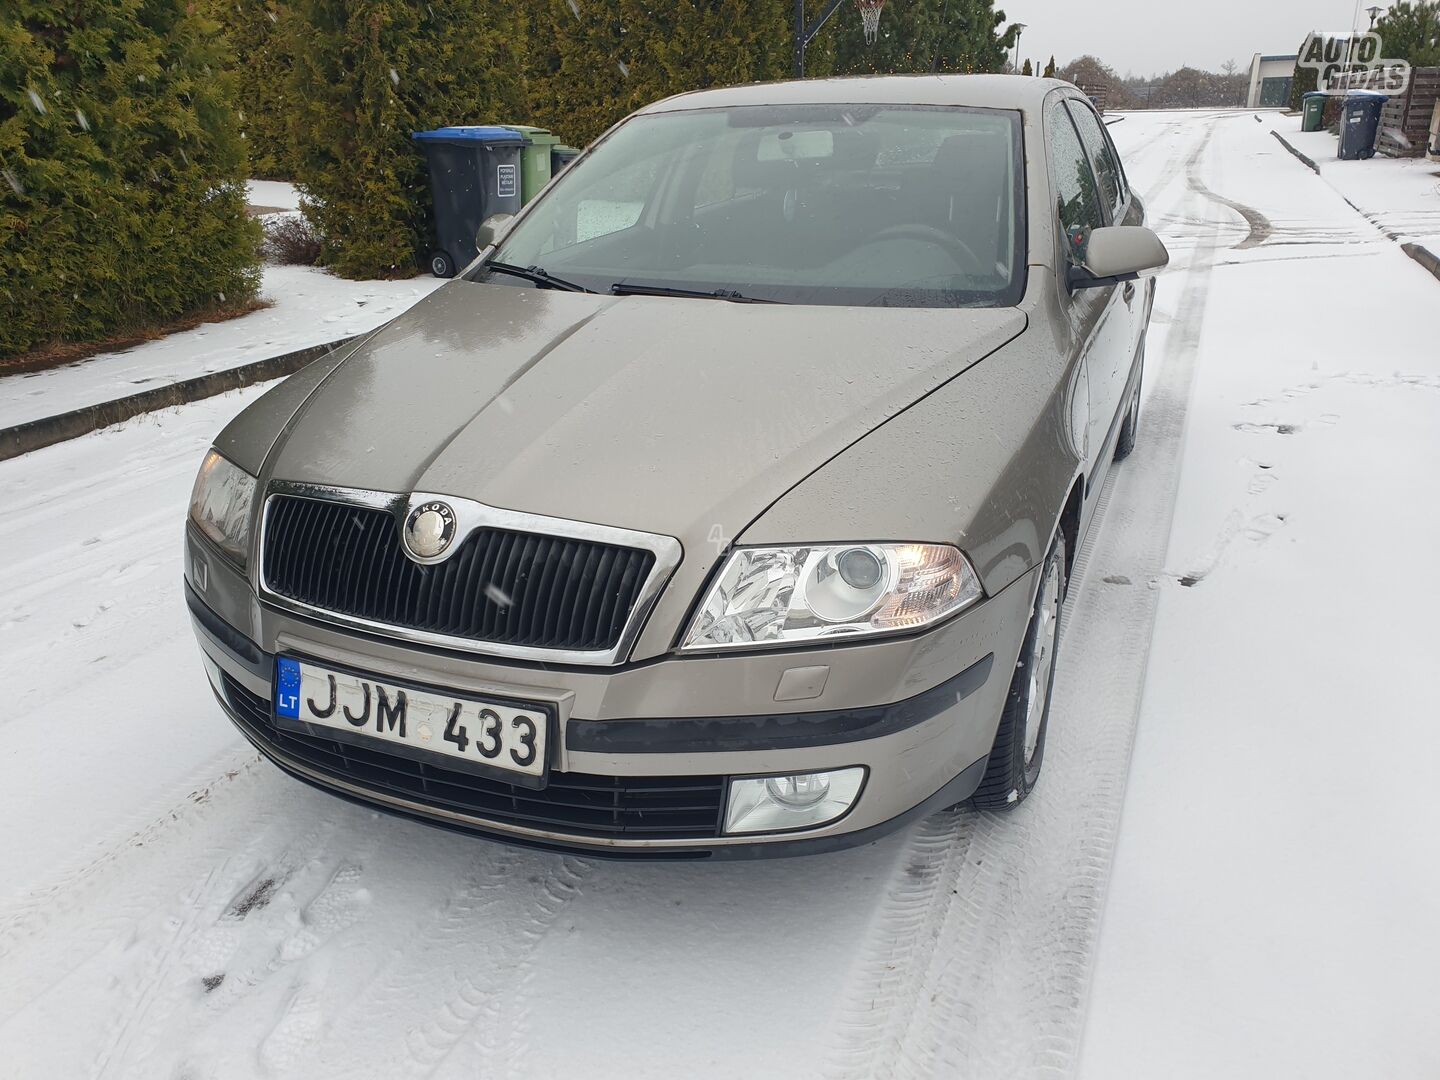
[478,103,1025,308]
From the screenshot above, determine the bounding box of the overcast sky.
[991,0,1380,77]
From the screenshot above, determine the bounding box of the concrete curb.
[0,336,354,463]
[1270,129,1320,173]
[1402,242,1440,283]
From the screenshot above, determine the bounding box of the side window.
[1046,102,1104,263]
[1065,101,1125,221]
[1101,121,1130,204]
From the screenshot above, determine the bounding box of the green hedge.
[522,0,1015,147]
[246,0,1014,280]
[285,0,526,279]
[201,0,297,179]
[0,0,260,359]
[524,0,798,149]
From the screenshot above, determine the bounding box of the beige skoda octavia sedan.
[186,75,1166,858]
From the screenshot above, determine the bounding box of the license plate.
[274,657,550,783]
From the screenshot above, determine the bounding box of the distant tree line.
[1046,55,1248,110]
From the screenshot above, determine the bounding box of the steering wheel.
[864,224,986,276]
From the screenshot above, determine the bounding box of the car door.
[1065,98,1144,407]
[1045,95,1126,484]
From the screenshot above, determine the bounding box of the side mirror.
[475,213,515,253]
[1069,225,1169,291]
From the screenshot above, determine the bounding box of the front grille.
[261,495,655,653]
[221,674,725,840]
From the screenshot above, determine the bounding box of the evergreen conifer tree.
[0,0,259,357]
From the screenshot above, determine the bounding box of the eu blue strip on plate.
[275,657,301,719]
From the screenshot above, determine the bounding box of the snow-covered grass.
[1264,112,1440,250]
[245,179,303,213]
[0,265,444,430]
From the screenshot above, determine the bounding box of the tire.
[429,251,455,278]
[970,529,1067,811]
[1112,363,1142,462]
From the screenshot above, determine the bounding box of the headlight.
[682,543,982,651]
[189,449,257,567]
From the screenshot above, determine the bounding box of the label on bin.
[497,164,517,199]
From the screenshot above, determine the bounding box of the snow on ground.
[1263,112,1440,249]
[245,179,303,213]
[0,110,1437,1079]
[0,386,273,890]
[0,266,443,431]
[1082,111,1440,1079]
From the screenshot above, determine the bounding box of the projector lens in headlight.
[802,547,892,623]
[838,547,884,589]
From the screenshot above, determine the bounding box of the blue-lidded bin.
[1337,92,1388,161]
[412,126,526,277]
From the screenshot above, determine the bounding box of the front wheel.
[971,529,1067,811]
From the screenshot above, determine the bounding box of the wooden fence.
[1379,67,1440,157]
[1077,83,1109,115]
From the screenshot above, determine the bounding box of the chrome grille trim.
[255,481,683,666]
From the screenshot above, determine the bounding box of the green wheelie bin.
[501,125,563,203]
[551,145,581,175]
[1301,91,1328,133]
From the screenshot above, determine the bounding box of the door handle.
[1123,281,1136,305]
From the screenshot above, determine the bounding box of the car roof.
[639,74,1075,116]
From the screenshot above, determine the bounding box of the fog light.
[765,773,830,808]
[724,767,866,835]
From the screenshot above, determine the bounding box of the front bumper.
[187,532,1037,858]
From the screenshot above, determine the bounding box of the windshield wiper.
[609,282,778,304]
[484,261,593,293]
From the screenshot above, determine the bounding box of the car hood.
[267,281,1024,550]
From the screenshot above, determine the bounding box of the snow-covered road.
[1,111,1436,1079]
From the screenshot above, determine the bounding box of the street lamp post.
[1366,5,1383,28]
[1011,23,1027,73]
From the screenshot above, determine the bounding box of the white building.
[1247,53,1298,108]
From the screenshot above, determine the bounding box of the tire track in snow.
[307,851,592,1080]
[411,855,591,1080]
[0,751,261,966]
[0,768,364,1076]
[87,814,349,1079]
[823,117,1229,1080]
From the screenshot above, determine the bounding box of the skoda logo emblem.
[403,500,457,561]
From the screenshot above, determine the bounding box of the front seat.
[913,130,1013,273]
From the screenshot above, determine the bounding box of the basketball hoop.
[856,0,885,44]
